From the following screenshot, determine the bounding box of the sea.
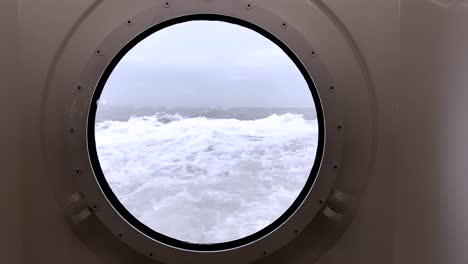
[94,106,318,244]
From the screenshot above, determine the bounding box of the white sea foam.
[95,112,318,244]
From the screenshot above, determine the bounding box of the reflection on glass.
[94,21,318,244]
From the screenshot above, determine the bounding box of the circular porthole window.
[88,15,324,250]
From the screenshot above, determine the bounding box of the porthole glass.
[88,16,323,249]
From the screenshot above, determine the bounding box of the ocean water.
[94,106,318,244]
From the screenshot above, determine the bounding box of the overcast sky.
[100,21,315,108]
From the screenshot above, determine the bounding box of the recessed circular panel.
[87,17,324,249]
[40,0,376,261]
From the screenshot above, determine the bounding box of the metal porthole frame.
[87,13,326,252]
[41,0,375,263]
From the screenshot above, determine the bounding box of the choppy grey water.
[94,106,318,244]
[95,106,317,122]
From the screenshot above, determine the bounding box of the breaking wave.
[95,112,318,244]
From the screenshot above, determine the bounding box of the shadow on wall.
[0,0,22,264]
[397,1,468,264]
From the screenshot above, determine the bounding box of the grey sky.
[100,21,314,108]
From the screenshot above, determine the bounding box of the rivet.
[127,19,133,26]
[280,22,287,29]
[164,1,171,8]
[68,128,76,135]
[95,49,102,56]
[245,2,253,10]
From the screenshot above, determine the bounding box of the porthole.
[40,0,377,262]
[87,15,324,251]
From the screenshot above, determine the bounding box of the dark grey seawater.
[95,106,317,122]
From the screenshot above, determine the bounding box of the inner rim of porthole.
[87,14,325,251]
